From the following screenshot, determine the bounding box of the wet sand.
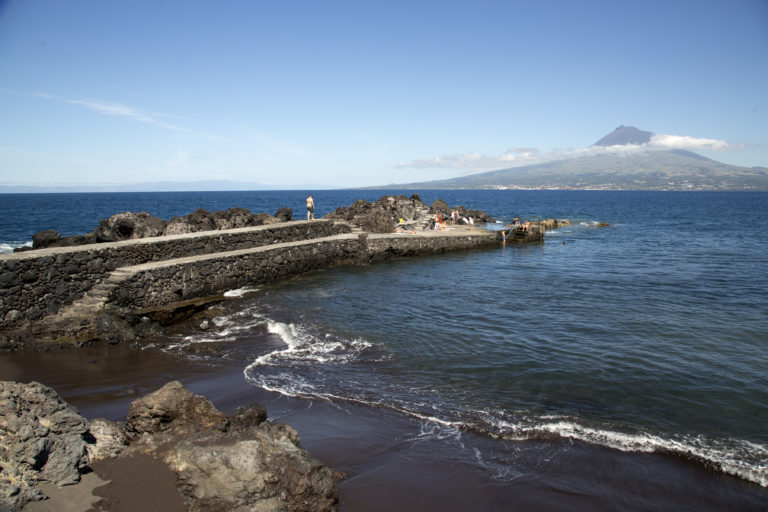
[3,344,767,512]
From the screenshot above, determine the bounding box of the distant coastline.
[0,180,340,194]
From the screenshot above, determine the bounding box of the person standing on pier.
[306,194,315,221]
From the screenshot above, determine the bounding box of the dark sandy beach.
[3,343,767,512]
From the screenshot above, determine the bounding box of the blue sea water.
[2,190,767,492]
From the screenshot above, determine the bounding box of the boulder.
[94,212,167,242]
[428,199,450,217]
[0,381,339,512]
[86,419,129,461]
[275,207,293,222]
[167,421,339,512]
[164,209,281,235]
[126,382,339,511]
[164,208,218,236]
[213,207,254,230]
[31,229,61,249]
[0,381,90,510]
[125,381,228,438]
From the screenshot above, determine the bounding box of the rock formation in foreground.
[0,380,339,512]
[0,381,89,508]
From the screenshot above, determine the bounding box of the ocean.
[2,190,767,509]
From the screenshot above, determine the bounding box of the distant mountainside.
[386,126,768,191]
[0,180,338,193]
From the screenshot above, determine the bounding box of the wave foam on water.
[164,307,269,351]
[480,412,768,487]
[247,319,378,368]
[223,286,261,298]
[0,241,31,254]
[241,314,768,488]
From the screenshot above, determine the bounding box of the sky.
[0,0,767,189]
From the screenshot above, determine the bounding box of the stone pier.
[0,220,502,347]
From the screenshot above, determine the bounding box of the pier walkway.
[0,221,500,346]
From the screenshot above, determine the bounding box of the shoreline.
[4,344,766,511]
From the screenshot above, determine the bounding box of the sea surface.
[2,190,767,507]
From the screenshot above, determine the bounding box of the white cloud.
[649,134,744,151]
[399,147,552,171]
[398,132,746,172]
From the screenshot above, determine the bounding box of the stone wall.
[112,236,363,310]
[363,232,497,262]
[112,232,498,311]
[0,221,348,325]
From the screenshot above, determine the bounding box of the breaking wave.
[241,314,768,488]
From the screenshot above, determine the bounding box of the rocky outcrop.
[0,380,339,512]
[24,230,95,250]
[164,208,281,235]
[275,207,293,222]
[167,408,339,512]
[86,419,129,461]
[94,211,168,242]
[31,229,62,249]
[126,382,339,512]
[0,381,90,511]
[21,207,295,251]
[324,194,494,232]
[535,219,571,230]
[125,380,228,438]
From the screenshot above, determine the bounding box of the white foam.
[223,286,260,298]
[248,319,374,367]
[163,308,269,350]
[0,241,31,254]
[493,416,768,487]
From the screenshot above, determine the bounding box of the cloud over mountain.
[398,126,746,172]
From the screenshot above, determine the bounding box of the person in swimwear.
[306,194,315,221]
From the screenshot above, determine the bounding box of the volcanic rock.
[94,211,167,242]
[0,381,90,510]
[31,229,62,249]
[125,380,228,438]
[164,208,218,235]
[275,207,293,222]
[325,195,493,232]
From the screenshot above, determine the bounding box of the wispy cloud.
[398,133,746,172]
[64,99,190,132]
[11,90,211,135]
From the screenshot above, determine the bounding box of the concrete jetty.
[0,220,503,347]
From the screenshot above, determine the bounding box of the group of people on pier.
[432,211,473,230]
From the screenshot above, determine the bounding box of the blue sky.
[1,0,766,189]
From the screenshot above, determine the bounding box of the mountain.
[592,125,653,147]
[384,127,768,191]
